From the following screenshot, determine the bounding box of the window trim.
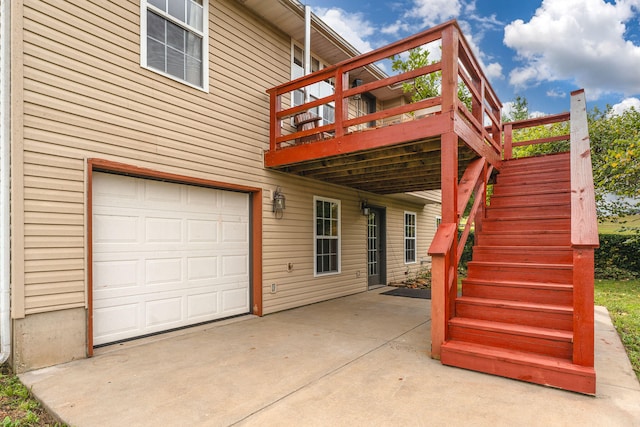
[140,0,209,92]
[404,211,417,265]
[313,196,341,277]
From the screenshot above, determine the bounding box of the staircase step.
[495,176,570,189]
[466,261,573,283]
[486,204,570,219]
[462,278,573,305]
[481,217,570,232]
[489,192,570,208]
[448,317,573,359]
[492,182,571,197]
[476,230,570,246]
[455,296,573,330]
[440,341,595,395]
[471,246,573,264]
[500,152,570,169]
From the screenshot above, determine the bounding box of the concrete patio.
[20,287,640,426]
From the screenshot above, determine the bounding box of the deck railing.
[266,20,502,162]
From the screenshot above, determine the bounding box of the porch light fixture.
[361,200,370,216]
[273,187,286,218]
[352,78,363,100]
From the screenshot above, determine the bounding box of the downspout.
[304,4,311,102]
[0,0,12,364]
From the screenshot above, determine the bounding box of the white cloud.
[504,0,640,99]
[405,0,462,28]
[485,62,503,80]
[610,97,640,115]
[546,89,566,98]
[313,8,376,53]
[381,20,410,36]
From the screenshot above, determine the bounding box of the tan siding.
[18,0,290,313]
[16,0,441,321]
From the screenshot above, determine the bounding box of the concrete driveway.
[20,287,640,426]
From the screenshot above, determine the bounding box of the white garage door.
[92,172,250,346]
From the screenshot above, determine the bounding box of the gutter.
[0,0,12,364]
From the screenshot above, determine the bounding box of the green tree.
[503,95,529,122]
[589,106,640,233]
[390,47,472,109]
[504,96,639,234]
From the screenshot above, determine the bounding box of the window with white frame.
[435,215,442,230]
[141,0,208,90]
[314,197,340,275]
[404,212,417,264]
[291,43,335,126]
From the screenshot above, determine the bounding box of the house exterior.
[0,0,442,372]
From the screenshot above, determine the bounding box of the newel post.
[428,223,457,359]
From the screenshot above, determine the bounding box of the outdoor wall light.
[273,187,286,218]
[361,200,370,216]
[352,78,363,100]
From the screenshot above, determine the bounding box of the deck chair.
[294,111,322,143]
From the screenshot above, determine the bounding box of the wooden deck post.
[569,89,598,368]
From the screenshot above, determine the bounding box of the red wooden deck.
[265,21,501,194]
[265,20,599,394]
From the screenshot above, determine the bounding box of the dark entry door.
[367,207,386,288]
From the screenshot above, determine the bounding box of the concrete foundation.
[12,308,87,373]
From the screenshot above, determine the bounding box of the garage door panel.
[145,257,183,286]
[145,217,183,243]
[144,179,182,205]
[187,292,219,320]
[187,220,217,243]
[92,172,250,346]
[222,190,249,210]
[145,297,183,328]
[93,214,140,244]
[93,259,139,291]
[187,256,217,281]
[186,185,218,209]
[93,303,139,342]
[221,288,249,312]
[222,254,248,277]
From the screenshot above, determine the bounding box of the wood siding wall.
[15,0,440,319]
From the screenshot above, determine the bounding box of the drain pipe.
[304,4,311,103]
[0,0,12,364]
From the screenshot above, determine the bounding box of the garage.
[91,172,250,346]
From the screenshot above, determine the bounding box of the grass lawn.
[598,214,640,235]
[0,364,66,426]
[595,279,640,381]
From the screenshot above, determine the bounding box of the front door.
[367,207,386,288]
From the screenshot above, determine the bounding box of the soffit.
[237,0,399,100]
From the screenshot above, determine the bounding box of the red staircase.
[439,152,596,394]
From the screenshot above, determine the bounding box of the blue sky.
[304,0,640,116]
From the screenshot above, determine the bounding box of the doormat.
[381,287,431,299]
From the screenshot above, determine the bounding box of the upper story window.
[314,196,341,276]
[141,0,209,90]
[404,212,417,264]
[292,43,335,127]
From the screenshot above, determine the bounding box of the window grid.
[367,212,378,276]
[142,0,207,89]
[315,198,340,275]
[404,212,417,264]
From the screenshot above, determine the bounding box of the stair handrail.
[569,89,598,368]
[429,157,493,359]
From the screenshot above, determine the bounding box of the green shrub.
[595,234,640,279]
[458,232,639,280]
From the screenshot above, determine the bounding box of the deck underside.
[267,136,478,194]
